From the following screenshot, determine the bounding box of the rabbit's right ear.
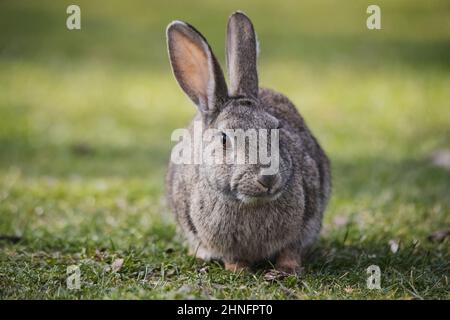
[167,21,228,120]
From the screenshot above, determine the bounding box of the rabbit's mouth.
[230,170,287,204]
[235,189,283,205]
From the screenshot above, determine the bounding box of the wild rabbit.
[165,11,331,273]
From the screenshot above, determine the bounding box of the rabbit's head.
[167,12,293,204]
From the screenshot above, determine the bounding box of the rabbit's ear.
[167,21,228,118]
[226,11,259,99]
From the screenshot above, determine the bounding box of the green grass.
[0,0,449,299]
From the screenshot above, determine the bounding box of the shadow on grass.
[0,140,171,179]
[333,156,450,205]
[308,238,449,274]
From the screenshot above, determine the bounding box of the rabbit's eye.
[221,132,228,147]
[240,99,253,106]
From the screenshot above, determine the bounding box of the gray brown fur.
[165,12,331,268]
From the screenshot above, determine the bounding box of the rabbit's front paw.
[224,261,250,273]
[275,248,302,274]
[188,244,215,261]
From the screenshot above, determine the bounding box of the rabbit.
[165,11,331,273]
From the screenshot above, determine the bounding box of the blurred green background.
[0,0,449,299]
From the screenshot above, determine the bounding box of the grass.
[0,0,449,299]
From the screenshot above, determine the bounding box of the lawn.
[0,0,449,299]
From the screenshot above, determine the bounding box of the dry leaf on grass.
[111,258,124,272]
[333,215,350,228]
[427,230,450,243]
[429,150,450,170]
[198,266,209,274]
[263,269,290,281]
[388,239,400,253]
[344,286,354,294]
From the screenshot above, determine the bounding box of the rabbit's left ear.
[226,11,259,99]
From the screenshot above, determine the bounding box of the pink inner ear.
[171,30,209,104]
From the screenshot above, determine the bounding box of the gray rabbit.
[165,11,331,273]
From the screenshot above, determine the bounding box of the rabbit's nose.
[256,173,279,191]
